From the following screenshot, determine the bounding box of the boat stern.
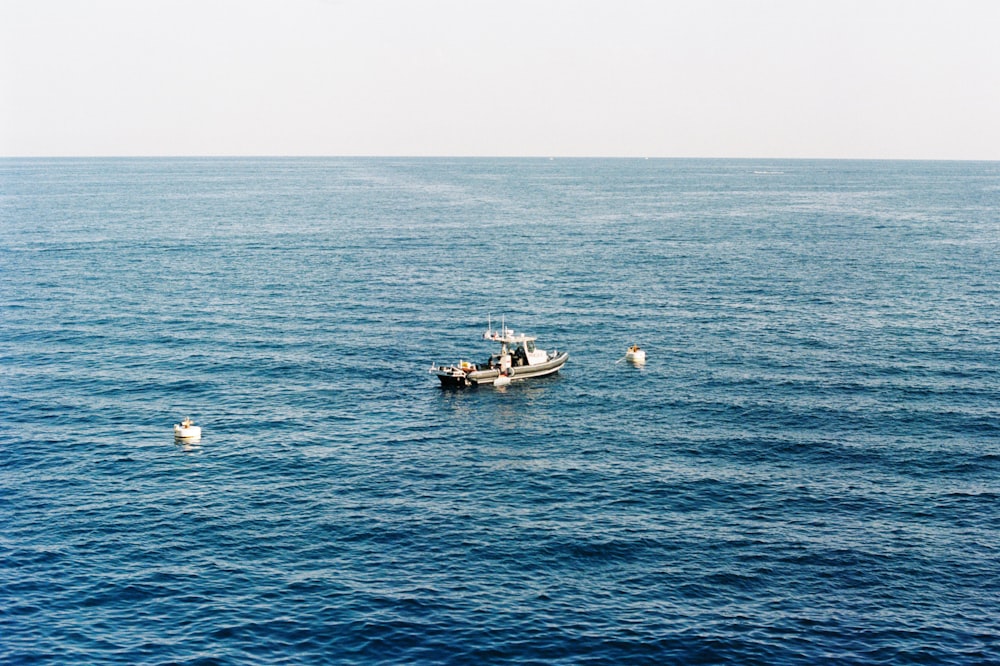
[434,365,471,387]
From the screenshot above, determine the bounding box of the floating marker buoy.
[173,417,201,441]
[625,344,646,364]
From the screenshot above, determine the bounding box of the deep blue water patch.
[2,157,998,664]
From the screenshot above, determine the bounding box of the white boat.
[625,344,646,364]
[173,417,202,441]
[432,322,568,388]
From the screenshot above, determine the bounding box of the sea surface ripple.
[2,158,998,664]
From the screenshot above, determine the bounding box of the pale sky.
[1,0,998,159]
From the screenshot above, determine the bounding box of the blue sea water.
[1,157,998,664]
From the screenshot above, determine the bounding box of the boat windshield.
[525,340,535,353]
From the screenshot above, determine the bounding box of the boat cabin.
[489,331,548,369]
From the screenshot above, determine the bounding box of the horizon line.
[2,154,998,163]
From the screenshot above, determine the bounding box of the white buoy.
[173,417,202,441]
[625,344,646,364]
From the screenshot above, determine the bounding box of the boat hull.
[436,352,568,387]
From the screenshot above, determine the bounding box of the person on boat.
[515,347,527,366]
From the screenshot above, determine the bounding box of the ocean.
[1,157,998,664]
